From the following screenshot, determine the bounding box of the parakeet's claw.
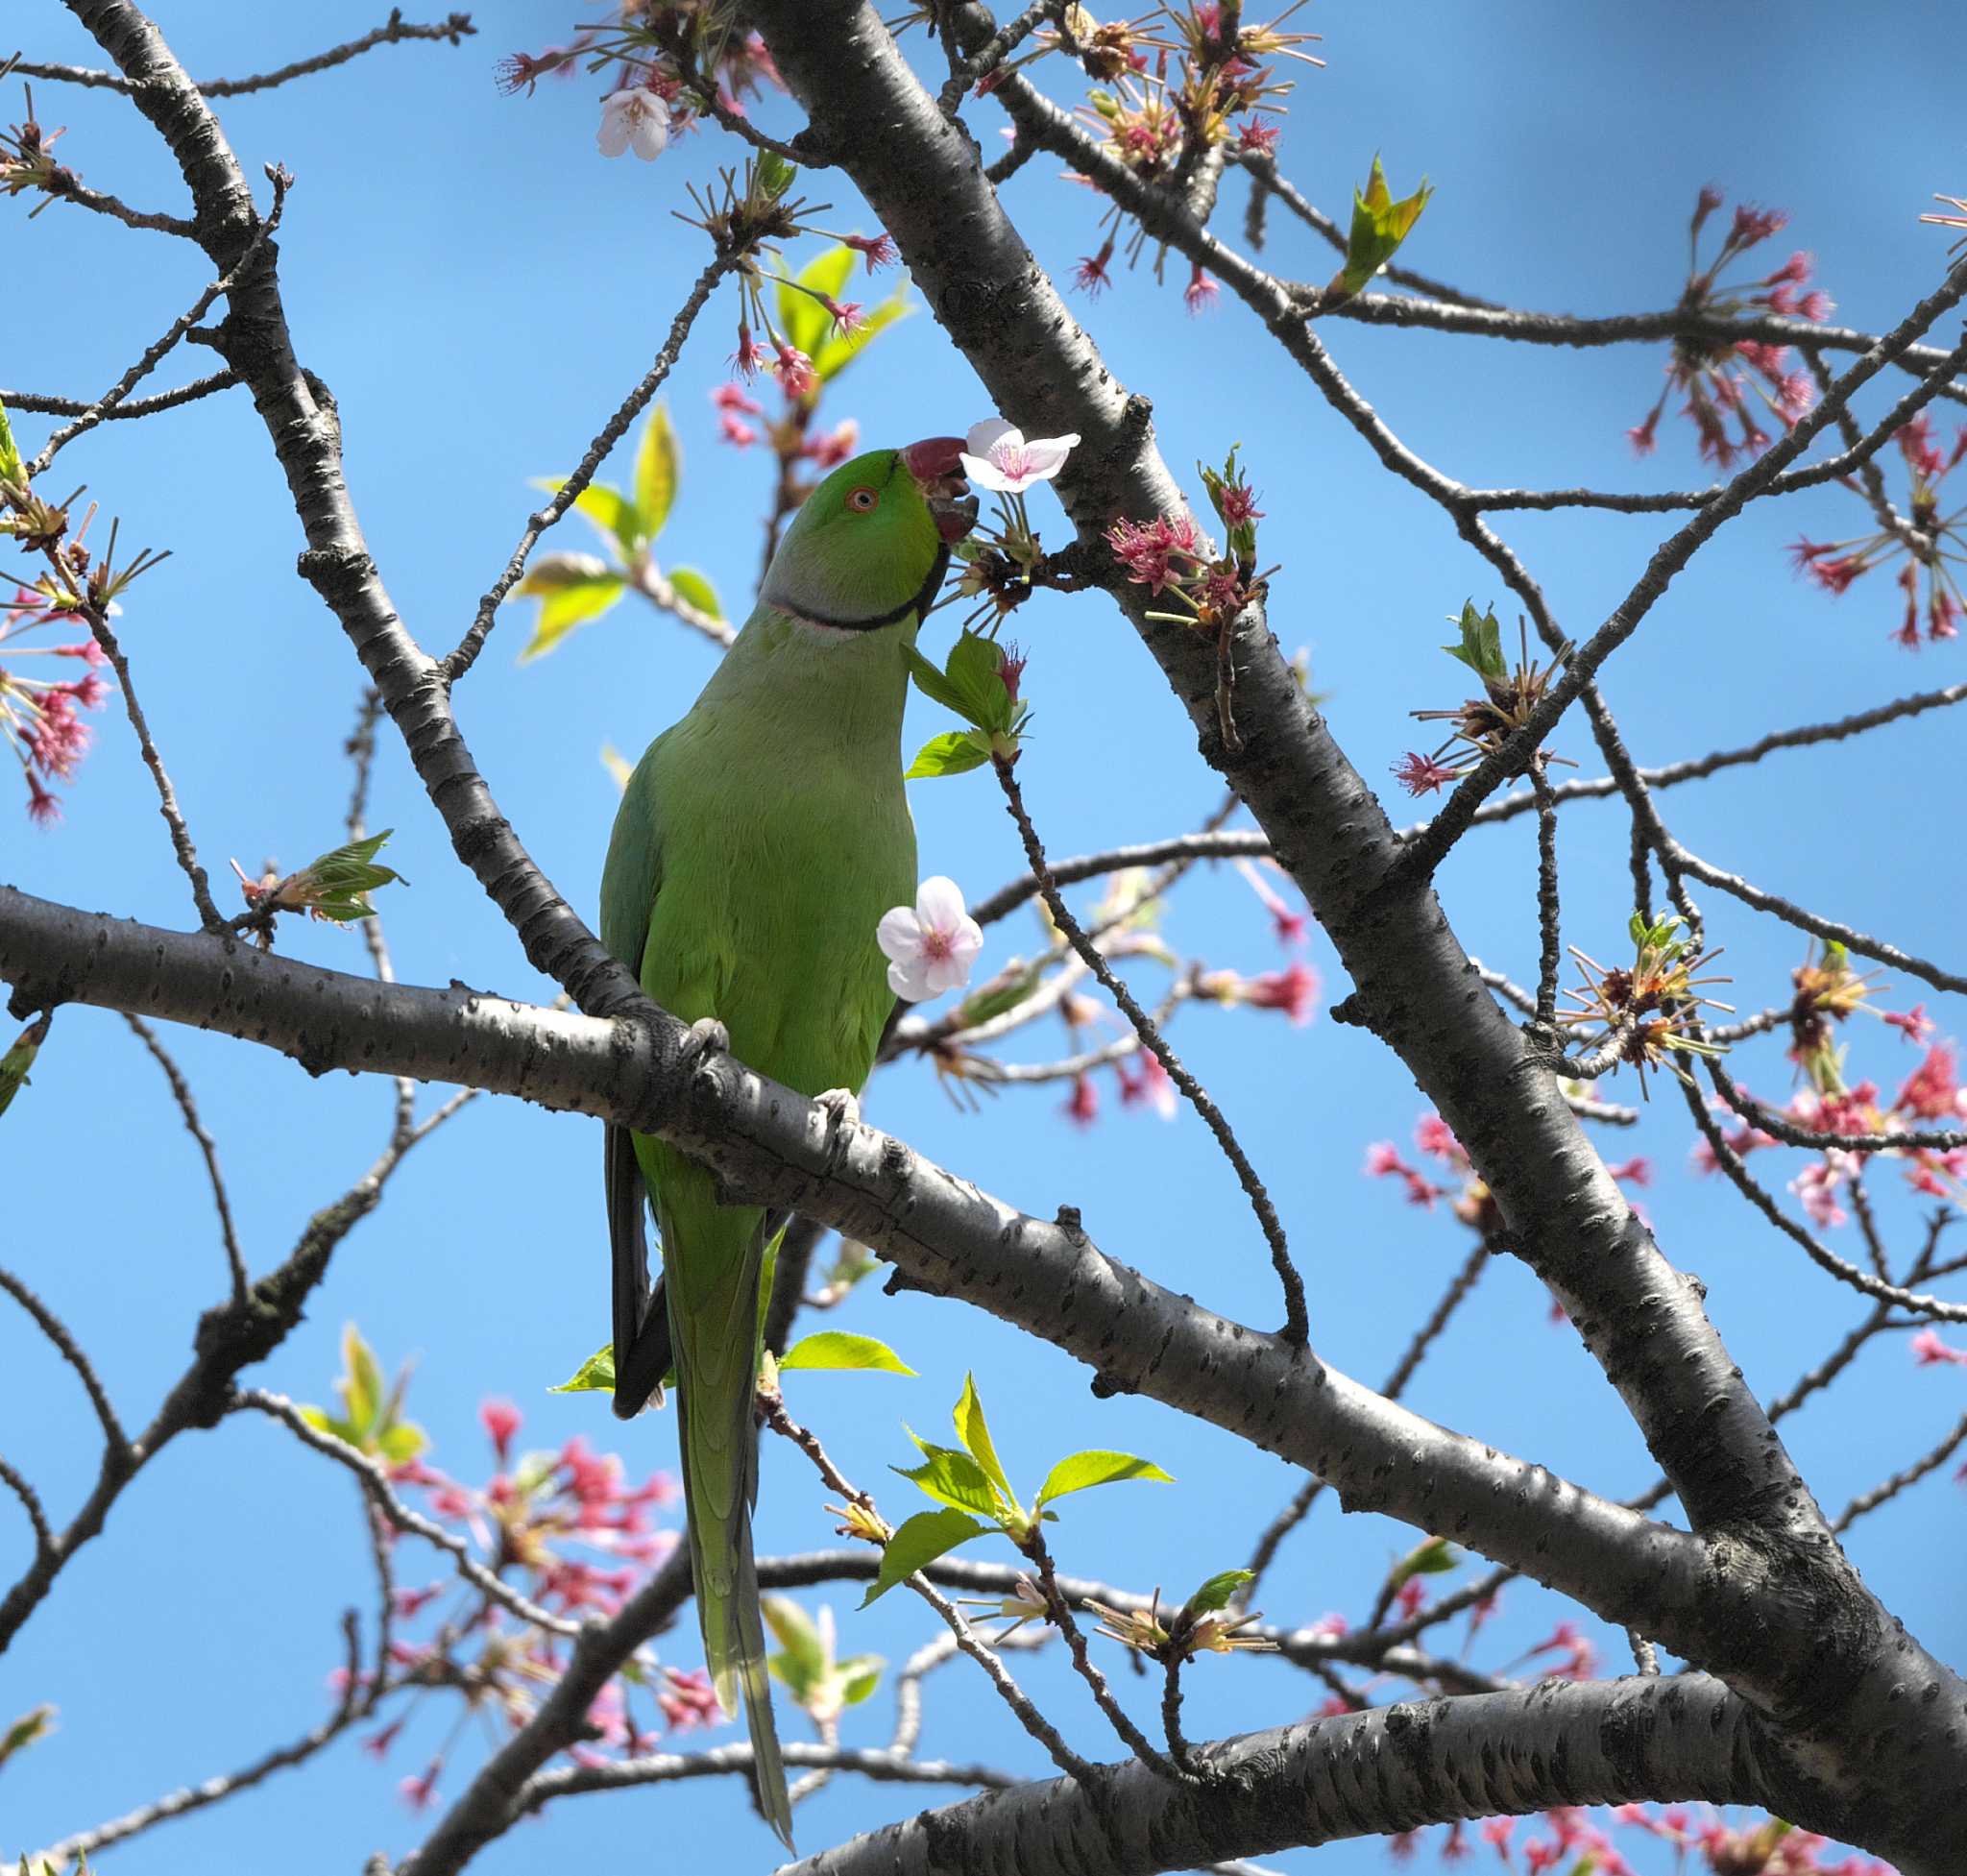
[814,1086,862,1176]
[683,1016,731,1062]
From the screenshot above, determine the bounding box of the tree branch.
[774,1675,1765,1876]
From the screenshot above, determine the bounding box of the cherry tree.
[3,6,1965,1875]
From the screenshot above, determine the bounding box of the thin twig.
[39,171,194,236]
[1833,1414,1967,1533]
[0,372,239,420]
[515,1740,1018,1813]
[122,1013,248,1301]
[0,1456,53,1557]
[993,757,1308,1344]
[79,598,227,933]
[443,251,736,683]
[12,12,476,98]
[1679,1077,1967,1323]
[238,1391,580,1636]
[27,167,290,475]
[1455,681,1967,834]
[27,1615,390,1865]
[0,1267,128,1453]
[1028,1532,1186,1781]
[1668,841,1967,998]
[761,1393,1095,1781]
[1530,761,1562,1035]
[1396,277,1967,883]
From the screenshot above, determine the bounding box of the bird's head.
[759,439,978,633]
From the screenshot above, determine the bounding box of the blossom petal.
[875,906,924,964]
[914,874,968,933]
[886,957,936,1002]
[964,418,1020,459]
[1013,434,1080,482]
[959,451,1020,494]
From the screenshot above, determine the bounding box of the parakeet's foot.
[814,1087,861,1176]
[682,1016,731,1062]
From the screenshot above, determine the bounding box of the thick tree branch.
[777,1675,1767,1876]
[0,882,1730,1663]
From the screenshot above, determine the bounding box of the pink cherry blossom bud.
[478,1398,522,1463]
[729,323,769,379]
[844,231,898,270]
[772,343,817,397]
[1392,750,1461,796]
[1073,237,1115,296]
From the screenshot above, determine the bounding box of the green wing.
[599,730,670,1415]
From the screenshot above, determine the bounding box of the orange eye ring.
[845,486,880,513]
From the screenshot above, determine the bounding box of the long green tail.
[652,1149,794,1848]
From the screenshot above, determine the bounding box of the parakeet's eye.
[845,486,880,513]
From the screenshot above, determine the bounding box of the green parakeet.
[598,437,976,1844]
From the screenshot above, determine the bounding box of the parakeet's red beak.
[903,435,979,544]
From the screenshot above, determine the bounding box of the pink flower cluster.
[1697,1042,1967,1227]
[336,1396,725,1813]
[1628,190,1831,468]
[1405,1802,1894,1874]
[1790,415,1966,649]
[1,588,111,824]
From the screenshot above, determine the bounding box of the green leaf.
[779,246,858,360]
[814,280,913,383]
[905,730,990,780]
[947,629,1013,732]
[518,567,626,662]
[1033,1449,1174,1508]
[1185,1569,1253,1615]
[0,396,21,485]
[779,1331,917,1376]
[1441,598,1506,682]
[754,152,798,204]
[0,1015,50,1124]
[288,829,408,922]
[667,565,722,620]
[904,644,979,722]
[1387,1534,1459,1590]
[762,1596,827,1696]
[952,1373,1017,1510]
[634,404,680,541]
[861,1507,989,1606]
[342,1324,383,1439]
[1334,154,1432,300]
[376,1422,427,1465]
[549,1343,619,1394]
[838,1655,885,1707]
[531,477,642,558]
[0,1704,54,1770]
[894,1437,1003,1519]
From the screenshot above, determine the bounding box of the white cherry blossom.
[876,876,984,1002]
[597,88,671,161]
[959,418,1080,495]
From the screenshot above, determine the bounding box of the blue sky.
[4,3,1963,1871]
